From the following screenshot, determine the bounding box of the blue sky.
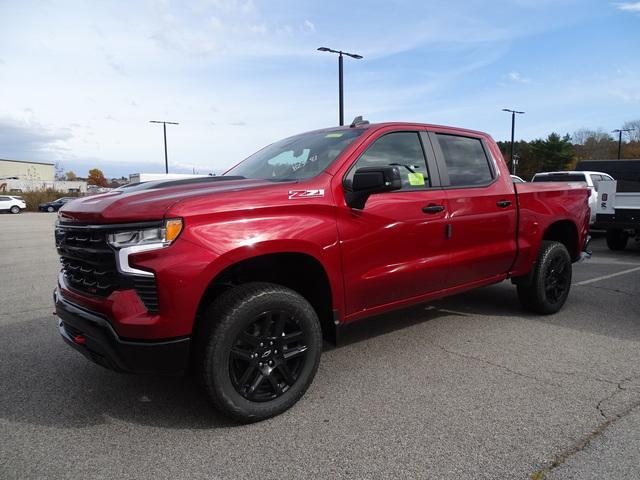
[0,0,639,178]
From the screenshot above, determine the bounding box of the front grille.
[56,226,119,297]
[55,223,160,312]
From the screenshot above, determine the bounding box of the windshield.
[225,129,365,181]
[532,173,586,183]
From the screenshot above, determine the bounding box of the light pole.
[612,128,632,160]
[502,109,525,174]
[150,120,179,174]
[317,47,363,126]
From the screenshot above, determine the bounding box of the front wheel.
[195,282,322,423]
[47,206,54,213]
[10,206,20,214]
[517,241,572,315]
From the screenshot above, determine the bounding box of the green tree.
[531,133,574,171]
[65,170,78,181]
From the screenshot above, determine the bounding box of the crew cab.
[53,120,590,422]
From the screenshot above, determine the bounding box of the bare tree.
[622,120,640,142]
[572,128,611,145]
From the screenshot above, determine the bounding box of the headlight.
[107,218,183,249]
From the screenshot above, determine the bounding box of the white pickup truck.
[597,180,640,250]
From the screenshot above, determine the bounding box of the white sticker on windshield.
[288,189,324,200]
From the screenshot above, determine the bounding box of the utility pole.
[150,120,179,173]
[612,128,632,160]
[317,47,363,126]
[502,109,525,174]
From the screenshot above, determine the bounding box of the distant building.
[0,158,87,193]
[0,158,55,181]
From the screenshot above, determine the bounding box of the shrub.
[9,189,81,212]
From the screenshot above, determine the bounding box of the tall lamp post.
[317,47,363,126]
[612,128,632,160]
[150,120,179,174]
[502,109,525,175]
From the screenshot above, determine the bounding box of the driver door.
[336,130,449,316]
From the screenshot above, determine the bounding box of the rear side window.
[436,134,493,186]
[346,131,430,190]
[0,196,9,201]
[532,174,586,183]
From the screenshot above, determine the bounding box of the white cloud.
[615,2,640,12]
[303,19,315,32]
[507,71,532,84]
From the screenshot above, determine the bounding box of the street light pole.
[317,47,363,126]
[612,128,632,160]
[150,120,179,174]
[502,109,525,174]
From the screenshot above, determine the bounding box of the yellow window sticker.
[325,133,344,138]
[407,172,425,186]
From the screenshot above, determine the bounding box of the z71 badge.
[288,189,325,200]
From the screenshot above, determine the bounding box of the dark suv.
[39,197,76,212]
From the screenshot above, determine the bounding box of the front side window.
[225,129,365,181]
[436,134,493,186]
[345,131,430,190]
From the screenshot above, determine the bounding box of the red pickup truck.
[54,119,590,422]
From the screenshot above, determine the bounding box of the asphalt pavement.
[1,213,639,479]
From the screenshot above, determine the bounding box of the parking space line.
[575,266,640,286]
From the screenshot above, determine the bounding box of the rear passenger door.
[427,131,517,288]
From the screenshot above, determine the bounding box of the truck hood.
[58,177,278,224]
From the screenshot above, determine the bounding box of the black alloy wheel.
[229,310,308,401]
[517,240,572,314]
[196,282,322,423]
[543,255,570,304]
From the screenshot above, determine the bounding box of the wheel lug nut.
[274,349,278,354]
[258,362,263,367]
[259,342,264,347]
[281,332,285,337]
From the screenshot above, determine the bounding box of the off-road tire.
[517,241,572,315]
[195,282,322,423]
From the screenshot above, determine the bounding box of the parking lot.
[1,212,639,479]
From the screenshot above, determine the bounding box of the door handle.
[422,204,445,214]
[496,200,512,208]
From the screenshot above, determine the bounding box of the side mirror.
[344,166,402,209]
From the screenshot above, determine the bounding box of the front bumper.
[55,289,190,374]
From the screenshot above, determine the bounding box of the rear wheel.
[10,206,20,214]
[606,228,628,251]
[517,241,572,315]
[47,206,54,213]
[195,282,322,423]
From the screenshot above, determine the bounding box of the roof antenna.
[350,116,370,128]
